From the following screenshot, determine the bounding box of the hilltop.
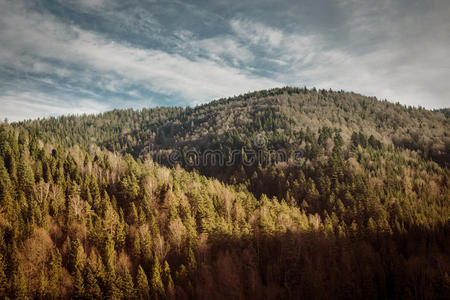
[16,87,449,166]
[1,87,449,299]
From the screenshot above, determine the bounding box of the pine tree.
[163,261,176,300]
[138,207,147,225]
[0,158,14,218]
[73,268,85,299]
[187,247,197,273]
[103,234,116,274]
[7,237,19,280]
[48,249,62,298]
[0,253,8,298]
[70,239,84,274]
[151,254,165,299]
[130,202,139,225]
[2,143,18,183]
[133,233,141,264]
[42,158,53,183]
[37,270,48,299]
[136,265,150,300]
[84,263,102,299]
[17,155,34,197]
[91,176,102,215]
[34,160,43,183]
[105,273,121,300]
[118,267,135,299]
[333,132,344,150]
[84,184,93,206]
[11,265,28,299]
[115,216,127,251]
[17,130,27,148]
[95,256,107,293]
[304,178,320,212]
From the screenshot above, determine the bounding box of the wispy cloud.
[231,19,284,49]
[306,0,450,107]
[173,31,255,66]
[0,0,449,121]
[229,1,450,108]
[0,91,110,122]
[0,0,280,121]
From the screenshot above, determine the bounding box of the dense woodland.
[16,87,449,166]
[1,87,449,299]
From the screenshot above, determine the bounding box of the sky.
[0,0,449,122]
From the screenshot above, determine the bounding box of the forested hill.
[0,87,449,299]
[15,87,449,166]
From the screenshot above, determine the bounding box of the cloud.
[66,28,279,100]
[75,0,106,9]
[310,0,450,107]
[228,1,450,108]
[0,0,449,122]
[60,0,113,12]
[231,19,283,48]
[0,0,280,121]
[230,18,325,68]
[173,31,255,66]
[0,91,109,122]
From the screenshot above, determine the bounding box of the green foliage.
[0,89,449,298]
[11,265,28,299]
[118,267,135,299]
[163,261,176,299]
[136,265,150,300]
[0,253,7,297]
[84,263,102,299]
[48,249,62,298]
[151,254,165,299]
[73,268,85,299]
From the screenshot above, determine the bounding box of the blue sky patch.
[1,0,449,121]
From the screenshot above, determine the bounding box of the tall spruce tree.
[136,265,150,300]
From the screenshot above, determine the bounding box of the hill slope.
[1,87,449,299]
[16,87,449,165]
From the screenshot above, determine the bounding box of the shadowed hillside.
[1,88,449,299]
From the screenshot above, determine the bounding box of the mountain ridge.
[0,87,449,298]
[14,87,449,167]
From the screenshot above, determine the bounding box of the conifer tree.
[11,265,28,299]
[17,155,34,197]
[163,261,176,300]
[103,234,116,274]
[151,254,165,299]
[119,267,135,299]
[130,202,139,225]
[133,233,141,264]
[187,247,197,273]
[115,216,127,251]
[0,159,14,218]
[105,274,121,300]
[48,249,62,298]
[91,176,102,215]
[70,239,84,274]
[95,256,107,292]
[73,268,85,299]
[1,143,18,183]
[304,178,320,211]
[42,157,53,183]
[0,253,7,298]
[84,263,102,299]
[136,265,150,300]
[37,270,48,299]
